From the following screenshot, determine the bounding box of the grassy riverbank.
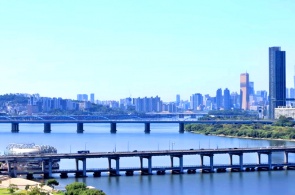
[185,117,295,140]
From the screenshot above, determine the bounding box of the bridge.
[0,146,294,178]
[0,115,273,133]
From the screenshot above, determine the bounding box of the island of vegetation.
[185,116,295,140]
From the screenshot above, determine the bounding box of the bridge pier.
[77,123,84,133]
[284,151,295,169]
[170,155,184,174]
[125,170,134,176]
[110,123,117,134]
[26,173,34,180]
[93,171,101,177]
[82,158,87,177]
[39,157,51,178]
[7,161,17,178]
[75,159,79,170]
[140,156,152,175]
[60,173,68,178]
[239,154,244,170]
[75,158,87,177]
[229,153,244,171]
[257,151,272,170]
[285,152,289,164]
[44,123,51,133]
[200,154,214,173]
[179,123,184,133]
[157,170,166,175]
[48,160,52,178]
[11,123,19,133]
[144,123,151,134]
[43,173,50,179]
[108,157,120,176]
[268,153,272,170]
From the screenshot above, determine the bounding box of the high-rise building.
[77,94,82,101]
[223,88,231,110]
[77,94,89,102]
[82,94,88,101]
[249,82,255,96]
[176,94,180,106]
[269,47,286,119]
[230,92,240,109]
[216,88,222,110]
[90,93,95,103]
[190,93,203,111]
[133,96,162,113]
[240,73,249,110]
[290,88,295,99]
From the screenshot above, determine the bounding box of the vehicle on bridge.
[77,150,90,154]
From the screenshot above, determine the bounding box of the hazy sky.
[1,0,294,102]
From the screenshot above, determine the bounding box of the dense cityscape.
[0,84,267,116]
[0,47,293,120]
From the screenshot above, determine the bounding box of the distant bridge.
[0,146,294,178]
[0,115,273,133]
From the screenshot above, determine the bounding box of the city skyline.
[1,1,295,101]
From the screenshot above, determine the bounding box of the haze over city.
[1,1,295,101]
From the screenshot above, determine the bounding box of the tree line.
[185,116,295,140]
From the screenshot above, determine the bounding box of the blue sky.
[0,0,294,102]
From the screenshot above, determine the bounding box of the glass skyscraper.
[269,47,286,119]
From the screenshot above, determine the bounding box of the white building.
[275,106,295,119]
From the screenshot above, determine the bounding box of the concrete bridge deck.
[0,115,273,133]
[1,146,294,160]
[1,146,295,178]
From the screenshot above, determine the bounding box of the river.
[0,123,295,195]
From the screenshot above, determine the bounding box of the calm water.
[1,123,295,195]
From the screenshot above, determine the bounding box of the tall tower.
[269,47,286,119]
[216,88,222,110]
[176,94,180,106]
[249,82,254,96]
[223,88,231,110]
[240,73,249,110]
[190,93,203,111]
[90,93,95,103]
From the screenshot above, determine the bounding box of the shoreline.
[190,131,295,142]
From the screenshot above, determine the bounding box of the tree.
[274,116,295,127]
[28,185,49,195]
[8,184,18,194]
[46,179,59,189]
[25,184,30,195]
[65,182,106,195]
[81,189,106,195]
[65,182,87,195]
